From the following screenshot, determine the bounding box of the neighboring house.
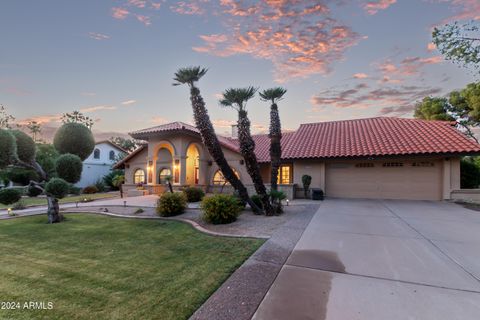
[76,141,127,188]
[114,117,480,200]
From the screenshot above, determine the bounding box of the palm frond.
[172,66,208,86]
[219,86,258,111]
[259,87,287,103]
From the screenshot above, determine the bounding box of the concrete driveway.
[253,199,480,320]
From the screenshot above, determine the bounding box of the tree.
[61,110,94,129]
[413,97,453,121]
[260,87,287,192]
[433,21,480,73]
[54,123,96,160]
[112,174,125,198]
[26,121,41,142]
[220,87,273,215]
[0,105,15,129]
[460,157,480,188]
[173,67,261,213]
[0,121,94,223]
[110,137,138,153]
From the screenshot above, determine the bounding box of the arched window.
[109,150,115,161]
[213,169,239,185]
[134,169,146,184]
[159,168,172,184]
[93,148,100,159]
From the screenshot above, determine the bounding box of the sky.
[1,0,480,137]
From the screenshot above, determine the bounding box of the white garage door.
[325,160,443,200]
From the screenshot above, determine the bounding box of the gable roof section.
[95,140,129,154]
[282,117,480,159]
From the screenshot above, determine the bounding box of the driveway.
[253,199,480,320]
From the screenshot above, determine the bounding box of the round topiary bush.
[55,153,83,183]
[45,178,69,199]
[183,187,205,202]
[11,130,36,163]
[4,167,39,185]
[27,184,43,197]
[53,123,95,161]
[156,192,187,217]
[0,129,17,169]
[82,185,99,194]
[0,188,22,205]
[201,194,242,224]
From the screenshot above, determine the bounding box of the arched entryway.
[156,147,173,184]
[186,144,200,185]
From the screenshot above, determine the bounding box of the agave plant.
[220,87,273,215]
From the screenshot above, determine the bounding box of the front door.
[194,167,199,185]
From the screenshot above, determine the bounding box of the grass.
[0,193,119,209]
[0,214,263,320]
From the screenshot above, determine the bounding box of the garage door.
[325,160,442,200]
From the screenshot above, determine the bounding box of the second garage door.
[325,160,443,200]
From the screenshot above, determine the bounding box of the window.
[213,169,239,185]
[93,148,100,159]
[355,163,374,168]
[134,169,146,184]
[159,168,172,184]
[277,164,293,184]
[412,162,434,167]
[109,150,115,161]
[382,162,404,167]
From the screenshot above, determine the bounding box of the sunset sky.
[1,0,479,137]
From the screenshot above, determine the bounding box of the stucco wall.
[124,148,148,185]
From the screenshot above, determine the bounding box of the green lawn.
[0,193,119,209]
[0,214,263,320]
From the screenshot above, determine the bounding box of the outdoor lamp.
[286,199,289,206]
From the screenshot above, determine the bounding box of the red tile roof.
[282,117,480,159]
[123,117,480,166]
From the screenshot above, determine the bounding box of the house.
[76,141,127,188]
[113,117,480,201]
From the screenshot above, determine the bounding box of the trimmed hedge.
[0,188,22,205]
[201,194,241,225]
[53,123,95,161]
[156,192,187,217]
[55,153,83,184]
[11,130,36,163]
[0,129,17,169]
[45,178,69,199]
[183,187,205,202]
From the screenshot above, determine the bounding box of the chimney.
[231,124,238,138]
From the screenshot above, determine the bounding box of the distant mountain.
[16,125,130,143]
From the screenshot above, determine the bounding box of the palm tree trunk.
[238,110,274,215]
[269,103,282,191]
[189,86,262,213]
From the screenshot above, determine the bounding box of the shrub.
[11,130,36,163]
[68,184,82,195]
[4,167,39,185]
[233,190,246,209]
[45,178,69,199]
[183,187,205,202]
[250,194,263,210]
[270,190,287,214]
[201,194,241,224]
[12,200,26,210]
[156,192,187,217]
[83,185,99,194]
[302,174,312,198]
[0,188,22,205]
[0,129,16,169]
[55,153,83,184]
[94,179,107,192]
[461,158,480,188]
[103,170,124,190]
[53,123,95,161]
[35,143,59,178]
[27,184,43,197]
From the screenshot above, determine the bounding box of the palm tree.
[260,87,287,191]
[220,87,274,215]
[173,67,261,213]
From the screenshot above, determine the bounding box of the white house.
[76,141,127,188]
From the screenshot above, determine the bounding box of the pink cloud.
[80,105,117,113]
[363,0,396,15]
[353,73,369,79]
[376,55,443,80]
[437,0,480,23]
[127,0,147,8]
[170,1,206,15]
[88,32,110,41]
[112,7,130,19]
[151,1,162,10]
[427,42,436,52]
[135,14,151,25]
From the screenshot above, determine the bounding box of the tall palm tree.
[260,87,287,191]
[173,67,261,213]
[220,87,274,215]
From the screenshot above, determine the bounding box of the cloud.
[363,0,396,15]
[112,7,130,19]
[353,73,369,79]
[151,2,162,10]
[170,1,206,15]
[211,119,236,128]
[151,116,169,124]
[88,32,110,41]
[16,114,62,126]
[135,14,151,25]
[79,105,117,113]
[121,99,137,106]
[127,0,147,8]
[434,0,480,24]
[376,55,443,81]
[193,1,362,82]
[427,42,436,52]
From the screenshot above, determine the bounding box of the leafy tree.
[103,169,124,190]
[110,137,138,153]
[53,123,95,161]
[173,66,260,213]
[26,121,41,142]
[35,144,60,178]
[112,174,125,198]
[260,87,287,191]
[61,110,94,129]
[413,97,453,121]
[0,119,94,223]
[0,105,15,129]
[220,87,273,215]
[433,21,480,73]
[11,130,36,163]
[460,158,480,188]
